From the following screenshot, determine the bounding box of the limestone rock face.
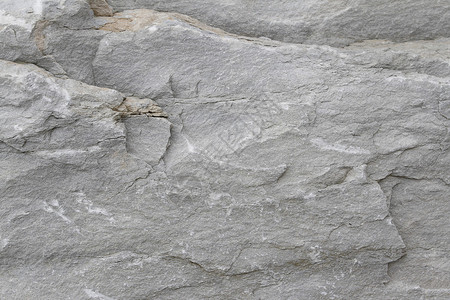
[0,1,449,299]
[107,0,450,46]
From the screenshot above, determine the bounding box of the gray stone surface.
[0,1,449,299]
[106,0,450,46]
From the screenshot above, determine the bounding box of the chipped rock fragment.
[113,96,168,117]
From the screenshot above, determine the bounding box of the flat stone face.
[0,1,449,299]
[124,116,171,166]
[106,0,450,46]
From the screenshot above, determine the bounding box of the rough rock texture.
[107,0,450,46]
[89,0,113,17]
[0,1,449,299]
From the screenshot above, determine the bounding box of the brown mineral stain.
[97,9,280,47]
[89,0,113,17]
[32,20,49,53]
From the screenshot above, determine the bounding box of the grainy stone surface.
[107,0,450,46]
[0,1,449,299]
